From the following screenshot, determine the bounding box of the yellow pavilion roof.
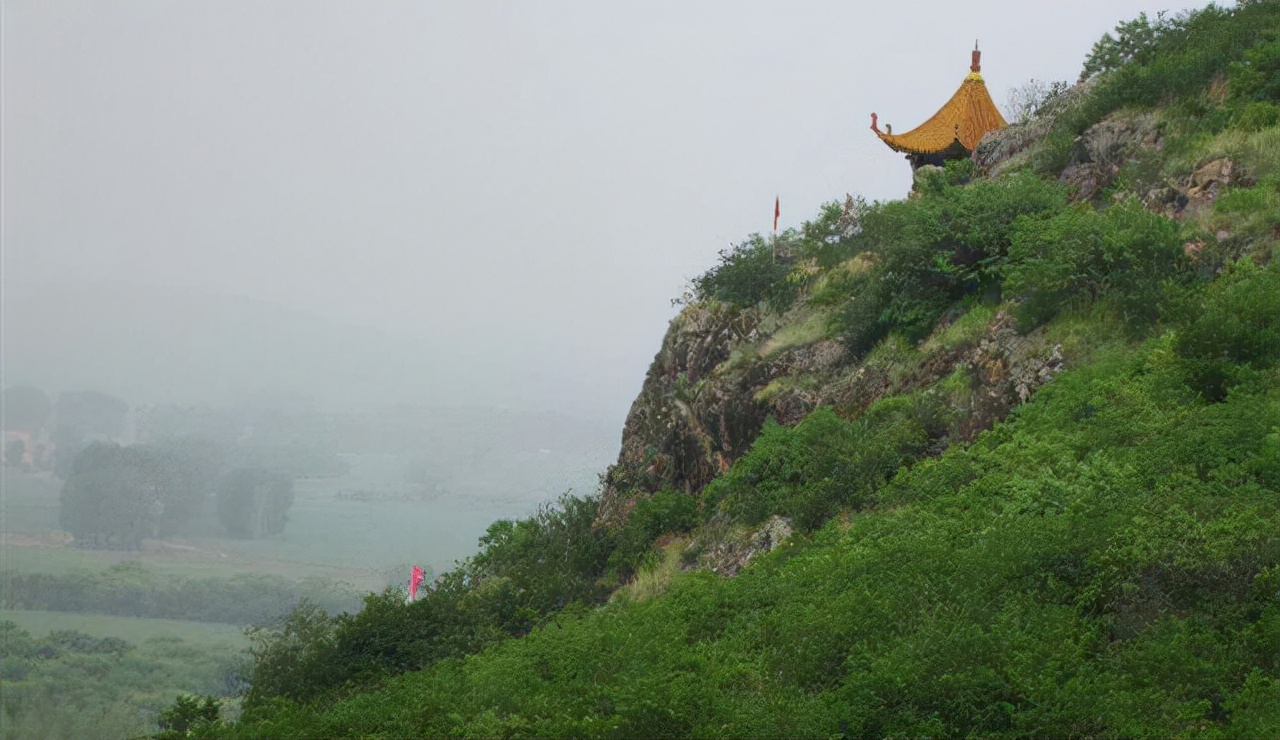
[872,54,1007,157]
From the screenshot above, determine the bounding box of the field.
[0,609,246,648]
[2,452,603,582]
[0,440,611,738]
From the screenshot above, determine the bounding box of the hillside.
[194,4,1279,738]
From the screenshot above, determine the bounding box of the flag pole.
[772,195,780,262]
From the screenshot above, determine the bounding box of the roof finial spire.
[971,40,981,73]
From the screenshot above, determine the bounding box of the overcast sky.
[3,0,1209,422]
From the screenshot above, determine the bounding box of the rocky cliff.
[600,72,1272,529]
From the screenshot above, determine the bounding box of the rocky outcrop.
[597,300,1067,529]
[972,80,1095,178]
[696,515,793,578]
[1060,112,1163,201]
[596,302,850,527]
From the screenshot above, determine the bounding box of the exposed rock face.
[698,515,793,578]
[597,301,1067,529]
[1060,112,1163,201]
[972,80,1095,178]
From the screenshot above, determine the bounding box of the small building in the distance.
[871,44,1007,171]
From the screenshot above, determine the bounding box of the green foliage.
[703,401,929,531]
[222,320,1279,738]
[238,493,619,710]
[1080,11,1172,79]
[1227,36,1280,104]
[0,621,243,740]
[1233,101,1280,132]
[1031,2,1280,182]
[157,694,222,738]
[690,199,869,311]
[828,171,1068,352]
[1004,201,1188,331]
[1210,176,1280,248]
[1079,3,1276,122]
[243,600,340,708]
[469,492,617,617]
[609,489,698,576]
[60,444,165,550]
[691,235,796,311]
[0,562,360,624]
[58,438,229,548]
[1175,258,1280,400]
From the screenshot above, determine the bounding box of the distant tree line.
[0,561,362,624]
[58,438,295,548]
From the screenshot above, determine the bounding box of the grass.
[0,608,246,648]
[759,309,830,358]
[0,466,550,593]
[862,333,924,389]
[612,537,689,604]
[919,304,997,355]
[1163,124,1280,182]
[1040,302,1133,368]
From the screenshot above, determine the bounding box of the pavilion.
[871,44,1007,170]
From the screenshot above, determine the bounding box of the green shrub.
[1233,102,1280,132]
[609,489,699,576]
[157,694,222,739]
[1005,202,1187,331]
[703,401,928,531]
[1080,4,1275,125]
[1227,37,1280,104]
[242,600,340,708]
[832,172,1068,352]
[692,234,796,311]
[1176,258,1280,400]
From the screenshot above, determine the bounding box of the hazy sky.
[3,1,1208,421]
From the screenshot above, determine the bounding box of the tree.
[52,390,130,477]
[243,600,339,707]
[58,440,229,547]
[1080,11,1169,80]
[148,437,227,537]
[217,468,294,539]
[157,694,221,738]
[59,444,155,550]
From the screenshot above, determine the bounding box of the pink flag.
[409,565,425,602]
[773,196,780,233]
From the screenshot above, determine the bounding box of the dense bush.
[1175,258,1280,400]
[0,622,243,740]
[608,489,698,576]
[1037,1,1280,176]
[0,562,360,625]
[237,492,619,710]
[217,306,1279,737]
[691,235,796,311]
[1004,201,1188,330]
[829,171,1068,352]
[703,400,930,532]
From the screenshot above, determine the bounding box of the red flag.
[409,565,425,602]
[773,196,780,233]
